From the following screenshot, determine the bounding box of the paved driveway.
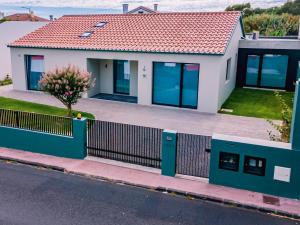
[0,85,278,140]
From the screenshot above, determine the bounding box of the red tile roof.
[5,13,49,22]
[9,12,242,55]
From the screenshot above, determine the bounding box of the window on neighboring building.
[244,156,266,176]
[25,55,45,91]
[226,58,231,81]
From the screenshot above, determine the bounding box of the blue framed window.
[114,60,130,95]
[245,54,288,89]
[297,61,300,81]
[261,55,288,88]
[246,55,260,86]
[25,55,45,91]
[152,62,199,109]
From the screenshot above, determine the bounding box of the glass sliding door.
[245,55,260,86]
[25,55,45,90]
[297,61,300,81]
[152,62,199,109]
[245,54,289,89]
[153,62,181,106]
[261,55,288,88]
[114,60,130,95]
[182,64,199,108]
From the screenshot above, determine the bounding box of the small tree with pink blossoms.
[39,65,92,117]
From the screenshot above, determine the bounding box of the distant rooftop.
[4,13,49,22]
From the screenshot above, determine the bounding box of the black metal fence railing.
[176,133,211,178]
[0,108,73,136]
[87,119,162,168]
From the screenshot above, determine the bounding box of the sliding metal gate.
[87,119,163,168]
[176,133,211,178]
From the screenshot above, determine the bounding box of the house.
[0,21,49,80]
[123,4,158,14]
[8,12,243,114]
[236,37,300,91]
[4,13,49,22]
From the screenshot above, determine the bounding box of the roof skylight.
[80,31,93,38]
[95,21,107,28]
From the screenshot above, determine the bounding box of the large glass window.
[297,61,300,81]
[114,60,130,95]
[153,62,199,109]
[25,55,45,90]
[182,64,199,108]
[245,55,260,86]
[245,54,289,89]
[153,62,181,106]
[261,55,288,88]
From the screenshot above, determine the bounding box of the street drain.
[263,195,280,206]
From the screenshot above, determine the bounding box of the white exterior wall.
[10,47,223,113]
[217,23,243,109]
[0,21,48,80]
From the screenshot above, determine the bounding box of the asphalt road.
[0,161,298,225]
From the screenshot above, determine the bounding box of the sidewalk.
[0,147,300,219]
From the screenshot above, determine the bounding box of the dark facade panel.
[236,48,300,91]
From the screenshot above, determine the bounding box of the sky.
[0,0,287,19]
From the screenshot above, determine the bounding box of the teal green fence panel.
[0,117,87,159]
[209,134,300,199]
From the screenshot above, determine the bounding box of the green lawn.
[0,96,95,119]
[220,88,294,120]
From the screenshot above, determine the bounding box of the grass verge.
[0,96,95,119]
[220,88,294,120]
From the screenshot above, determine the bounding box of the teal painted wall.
[0,118,87,159]
[161,130,177,177]
[291,80,300,150]
[209,137,300,199]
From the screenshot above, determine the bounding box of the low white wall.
[10,47,223,113]
[0,21,48,80]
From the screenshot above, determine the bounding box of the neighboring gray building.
[0,21,48,80]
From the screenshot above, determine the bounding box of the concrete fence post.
[72,117,87,159]
[161,129,177,177]
[291,80,300,150]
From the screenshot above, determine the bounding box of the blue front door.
[114,60,130,95]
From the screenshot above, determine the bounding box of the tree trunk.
[67,104,72,118]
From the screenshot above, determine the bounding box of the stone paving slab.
[0,85,278,139]
[0,147,299,219]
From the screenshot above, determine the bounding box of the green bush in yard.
[39,65,94,117]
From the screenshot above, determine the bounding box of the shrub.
[39,65,93,117]
[0,74,13,86]
[268,92,293,142]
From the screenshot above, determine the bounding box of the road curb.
[65,170,300,220]
[0,156,65,172]
[1,156,300,220]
